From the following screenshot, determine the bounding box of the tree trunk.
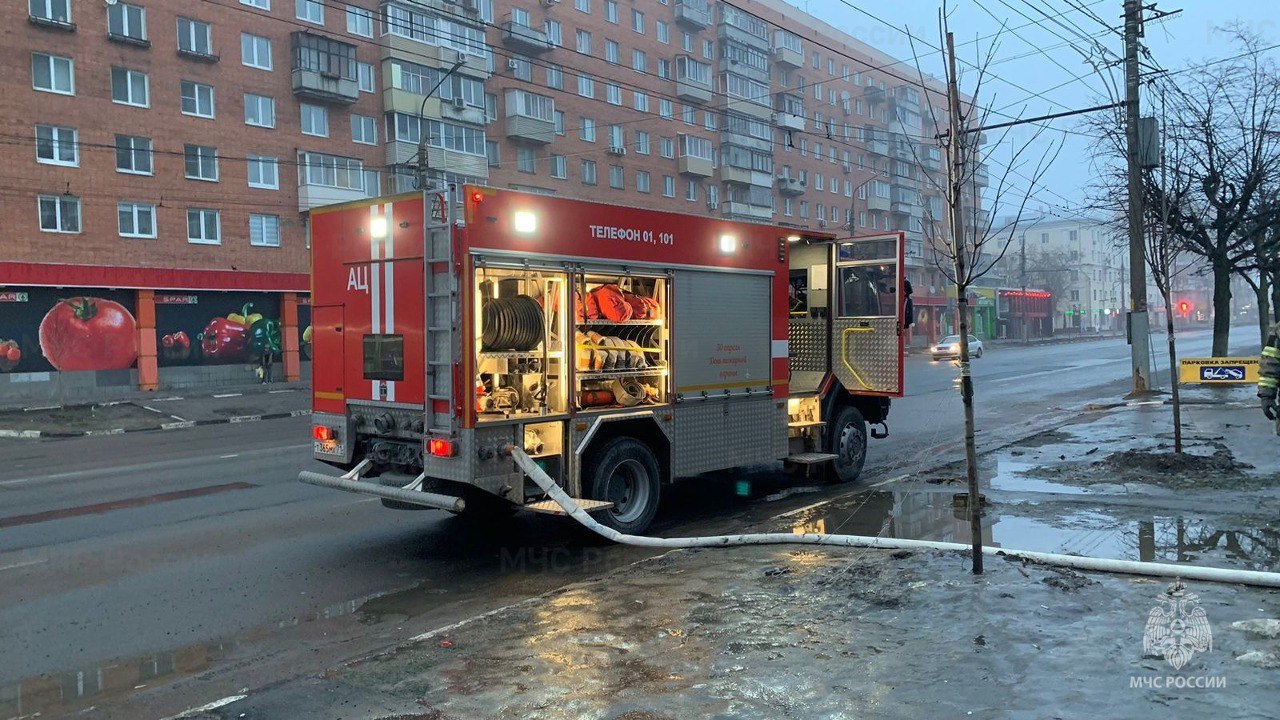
[1211,260,1232,356]
[1258,276,1271,346]
[1272,270,1280,324]
[1164,284,1182,454]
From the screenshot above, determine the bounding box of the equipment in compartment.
[481,295,545,352]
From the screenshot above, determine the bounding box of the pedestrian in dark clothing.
[260,349,274,384]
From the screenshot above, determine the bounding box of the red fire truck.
[300,186,905,533]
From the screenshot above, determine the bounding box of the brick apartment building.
[1,0,978,401]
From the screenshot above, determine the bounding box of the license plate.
[315,439,343,455]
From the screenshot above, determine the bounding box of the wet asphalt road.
[0,327,1245,717]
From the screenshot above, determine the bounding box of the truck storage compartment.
[572,272,668,410]
[472,266,568,420]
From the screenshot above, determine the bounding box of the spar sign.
[1178,357,1260,384]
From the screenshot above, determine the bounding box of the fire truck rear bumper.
[299,461,466,513]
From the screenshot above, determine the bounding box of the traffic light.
[1178,301,1191,315]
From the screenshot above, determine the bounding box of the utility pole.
[1124,0,1153,394]
[945,31,983,575]
[415,59,466,189]
[1020,236,1029,344]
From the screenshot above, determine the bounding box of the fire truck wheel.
[826,406,868,483]
[585,438,662,534]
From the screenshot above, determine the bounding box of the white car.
[931,334,983,360]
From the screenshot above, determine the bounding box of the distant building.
[1017,216,1126,332]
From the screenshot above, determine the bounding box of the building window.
[244,93,276,127]
[352,114,377,144]
[38,194,80,233]
[657,21,669,44]
[660,136,674,158]
[35,125,77,166]
[784,198,793,216]
[662,176,675,197]
[554,110,565,135]
[682,105,695,124]
[545,19,562,45]
[550,154,566,179]
[32,53,73,95]
[703,39,713,59]
[574,0,590,12]
[659,99,672,119]
[605,0,617,23]
[636,171,650,193]
[296,0,324,25]
[608,124,624,147]
[517,147,536,174]
[579,117,596,142]
[108,3,147,41]
[606,83,621,105]
[357,61,374,92]
[610,164,625,189]
[636,131,650,155]
[577,74,594,98]
[247,155,279,188]
[180,81,215,118]
[575,29,591,54]
[546,64,563,89]
[300,104,328,137]
[176,17,213,56]
[117,202,156,238]
[241,33,272,69]
[345,5,373,36]
[631,9,644,33]
[658,59,672,79]
[250,214,281,247]
[509,55,532,82]
[633,91,649,112]
[300,152,366,188]
[605,40,619,64]
[114,134,153,174]
[581,160,597,185]
[241,0,270,8]
[685,179,697,201]
[485,141,500,167]
[29,0,71,23]
[704,112,716,131]
[187,209,221,244]
[800,201,809,219]
[632,50,647,73]
[184,144,219,181]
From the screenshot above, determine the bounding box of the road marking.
[212,393,242,398]
[160,694,248,720]
[269,389,295,394]
[148,396,185,402]
[219,453,239,459]
[23,404,61,411]
[0,558,47,572]
[0,443,311,487]
[0,482,259,529]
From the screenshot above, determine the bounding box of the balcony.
[679,156,714,177]
[777,176,805,195]
[386,140,489,180]
[772,32,802,69]
[891,201,923,218]
[501,21,552,53]
[774,112,805,132]
[723,96,773,122]
[675,62,713,104]
[867,195,891,212]
[720,165,773,187]
[380,39,491,81]
[298,184,367,212]
[291,33,359,104]
[866,137,890,156]
[675,0,711,28]
[863,85,885,104]
[722,202,773,220]
[505,113,555,144]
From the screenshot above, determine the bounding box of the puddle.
[789,488,1280,573]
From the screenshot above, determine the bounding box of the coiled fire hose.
[503,445,1280,588]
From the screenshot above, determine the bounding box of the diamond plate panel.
[832,317,899,394]
[788,319,829,373]
[671,397,787,477]
[420,426,522,494]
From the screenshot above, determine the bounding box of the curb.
[0,409,310,439]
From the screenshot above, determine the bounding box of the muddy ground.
[215,545,1280,720]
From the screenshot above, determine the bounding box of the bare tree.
[1084,28,1280,355]
[909,14,1061,574]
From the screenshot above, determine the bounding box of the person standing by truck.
[1260,320,1279,428]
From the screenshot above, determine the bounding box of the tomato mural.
[39,297,139,371]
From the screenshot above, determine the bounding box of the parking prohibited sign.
[1178,357,1259,384]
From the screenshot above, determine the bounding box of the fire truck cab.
[301,186,904,534]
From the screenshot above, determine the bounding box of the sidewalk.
[181,391,1280,719]
[0,380,310,438]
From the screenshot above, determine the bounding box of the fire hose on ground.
[502,445,1280,589]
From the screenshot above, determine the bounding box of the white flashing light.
[719,234,737,253]
[513,211,537,234]
[786,234,801,243]
[369,216,388,239]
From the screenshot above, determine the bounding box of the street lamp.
[415,58,466,189]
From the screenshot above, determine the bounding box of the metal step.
[785,452,839,465]
[788,420,826,429]
[524,498,614,515]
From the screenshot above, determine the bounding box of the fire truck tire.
[825,405,868,483]
[585,438,662,534]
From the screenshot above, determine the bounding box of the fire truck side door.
[831,233,904,396]
[312,305,345,401]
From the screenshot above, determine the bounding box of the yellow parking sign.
[1178,357,1260,384]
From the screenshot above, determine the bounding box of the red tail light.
[312,425,335,441]
[428,438,456,457]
